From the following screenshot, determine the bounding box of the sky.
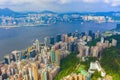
[0,0,120,12]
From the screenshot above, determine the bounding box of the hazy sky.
[0,0,120,12]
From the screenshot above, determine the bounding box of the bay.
[0,22,117,59]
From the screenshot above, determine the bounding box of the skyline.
[0,0,120,12]
[0,1,120,80]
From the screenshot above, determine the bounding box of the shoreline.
[0,26,20,29]
[0,24,51,28]
[0,22,117,29]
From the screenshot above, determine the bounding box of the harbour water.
[0,22,117,59]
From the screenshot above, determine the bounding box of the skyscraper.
[4,55,11,64]
[31,63,38,80]
[10,54,16,62]
[41,70,48,80]
[11,50,22,61]
[91,46,99,57]
[89,30,93,37]
[44,70,48,80]
[68,42,77,52]
[50,50,55,63]
[55,50,60,66]
[85,46,90,56]
[35,39,40,52]
[112,39,117,46]
[89,30,95,39]
[55,34,61,42]
[101,37,104,43]
[67,33,72,37]
[30,50,36,58]
[50,37,55,45]
[44,37,50,47]
[28,67,33,80]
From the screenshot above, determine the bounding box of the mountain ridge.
[0,8,120,16]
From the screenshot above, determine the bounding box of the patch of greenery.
[54,52,80,80]
[88,34,120,80]
[100,47,120,80]
[92,71,101,80]
[87,38,100,46]
[55,34,120,80]
[80,57,98,70]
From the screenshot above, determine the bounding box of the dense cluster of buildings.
[82,16,114,23]
[77,36,117,58]
[0,12,117,27]
[0,30,117,80]
[61,32,117,80]
[0,13,83,27]
[61,73,86,80]
[0,31,92,80]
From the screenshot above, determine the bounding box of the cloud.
[0,0,120,12]
[0,0,80,11]
[103,0,120,6]
[0,0,119,6]
[60,0,72,4]
[83,0,100,3]
[83,0,120,6]
[0,0,71,5]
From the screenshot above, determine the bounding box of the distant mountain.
[0,8,24,17]
[1,8,120,17]
[40,10,57,14]
[26,11,56,14]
